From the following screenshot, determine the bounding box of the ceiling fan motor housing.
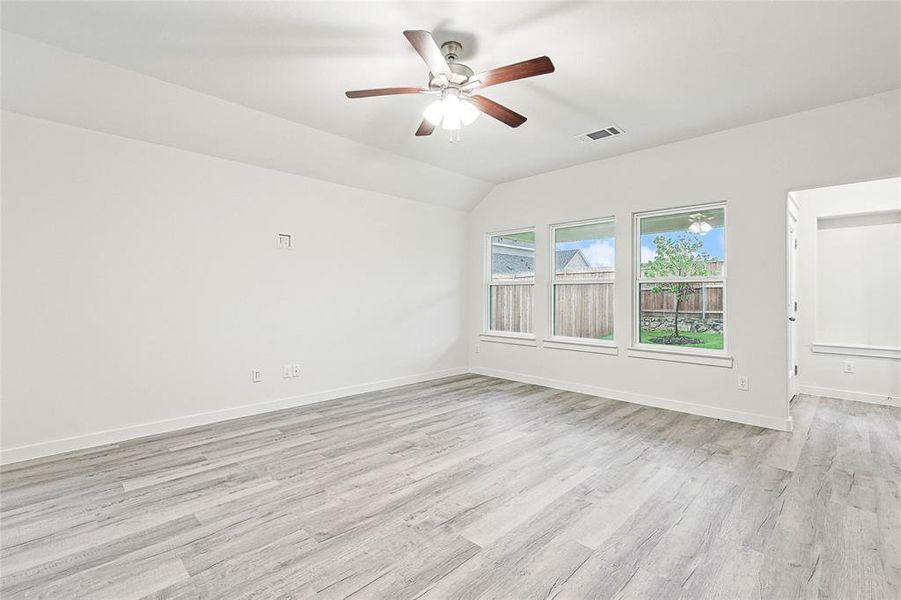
[428,42,473,88]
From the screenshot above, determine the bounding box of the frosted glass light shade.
[423,100,444,125]
[442,113,462,130]
[422,93,479,131]
[689,221,713,234]
[460,100,480,125]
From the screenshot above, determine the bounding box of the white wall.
[468,90,901,430]
[794,177,901,405]
[1,111,468,462]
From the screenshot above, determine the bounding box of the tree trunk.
[674,296,681,337]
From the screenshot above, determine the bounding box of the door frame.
[786,194,801,406]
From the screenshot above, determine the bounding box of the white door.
[787,202,800,402]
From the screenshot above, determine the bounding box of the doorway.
[787,177,901,412]
[786,195,800,404]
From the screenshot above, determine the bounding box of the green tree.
[643,235,711,338]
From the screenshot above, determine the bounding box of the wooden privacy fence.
[553,283,614,338]
[490,282,615,338]
[639,283,723,317]
[488,266,723,336]
[490,267,617,338]
[490,284,533,333]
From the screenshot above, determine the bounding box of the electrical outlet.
[843,360,855,374]
[737,376,750,391]
[292,364,301,377]
[283,365,292,378]
[251,369,262,383]
[277,233,292,250]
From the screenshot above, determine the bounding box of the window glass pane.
[489,284,533,333]
[554,221,615,278]
[554,283,614,340]
[491,231,535,283]
[640,208,724,277]
[639,281,723,349]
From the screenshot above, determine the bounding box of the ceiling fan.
[688,212,715,235]
[345,30,554,139]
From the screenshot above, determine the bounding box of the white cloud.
[641,245,657,262]
[582,240,616,268]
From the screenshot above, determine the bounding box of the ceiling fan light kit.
[423,90,481,130]
[345,30,554,141]
[688,213,715,235]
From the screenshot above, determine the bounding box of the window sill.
[542,337,618,355]
[626,345,733,368]
[811,342,901,360]
[479,332,538,347]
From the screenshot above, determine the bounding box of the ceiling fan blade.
[466,56,555,90]
[403,30,451,76]
[415,119,436,136]
[469,95,527,128]
[345,87,427,99]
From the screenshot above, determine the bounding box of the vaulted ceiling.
[2,1,899,207]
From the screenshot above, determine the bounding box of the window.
[487,230,535,335]
[551,219,615,342]
[636,205,726,351]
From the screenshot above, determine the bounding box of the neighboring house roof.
[492,248,593,276]
[492,253,534,275]
[555,249,591,271]
[555,249,579,270]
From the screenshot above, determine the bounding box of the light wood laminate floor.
[2,375,899,599]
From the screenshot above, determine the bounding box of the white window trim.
[543,337,618,355]
[480,331,538,347]
[631,202,732,366]
[483,227,536,337]
[625,345,733,367]
[547,217,617,350]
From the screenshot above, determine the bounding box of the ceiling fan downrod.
[440,41,462,63]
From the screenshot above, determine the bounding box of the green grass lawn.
[640,329,723,350]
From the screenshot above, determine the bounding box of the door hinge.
[794,301,798,312]
[794,365,798,376]
[794,239,798,249]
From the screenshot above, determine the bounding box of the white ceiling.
[2,1,899,185]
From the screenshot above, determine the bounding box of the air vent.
[577,125,624,143]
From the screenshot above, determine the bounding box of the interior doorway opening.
[786,177,901,414]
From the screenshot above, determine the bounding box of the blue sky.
[556,237,615,268]
[556,228,724,269]
[640,228,725,263]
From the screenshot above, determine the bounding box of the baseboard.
[470,367,793,432]
[0,367,468,465]
[799,385,900,407]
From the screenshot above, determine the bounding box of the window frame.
[630,203,731,363]
[546,217,617,352]
[482,227,537,343]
